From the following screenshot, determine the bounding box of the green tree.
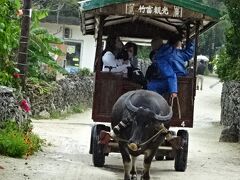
[0,0,66,87]
[0,0,21,87]
[214,0,240,81]
[28,10,66,80]
[198,0,226,58]
[0,0,20,62]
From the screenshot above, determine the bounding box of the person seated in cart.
[124,41,139,68]
[147,34,195,97]
[102,35,130,73]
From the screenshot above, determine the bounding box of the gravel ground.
[0,76,239,180]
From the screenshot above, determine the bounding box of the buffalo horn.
[154,107,173,121]
[125,93,139,112]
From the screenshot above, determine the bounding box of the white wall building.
[41,22,96,72]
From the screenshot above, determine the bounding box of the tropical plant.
[28,9,67,80]
[0,0,21,62]
[0,0,21,87]
[0,0,67,87]
[213,0,240,81]
[0,121,43,158]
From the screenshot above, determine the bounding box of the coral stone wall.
[26,75,94,117]
[220,81,240,143]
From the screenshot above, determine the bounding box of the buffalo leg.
[119,143,131,180]
[130,156,137,180]
[141,149,157,180]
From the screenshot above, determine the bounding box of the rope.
[114,123,168,147]
[170,96,182,119]
[138,126,168,147]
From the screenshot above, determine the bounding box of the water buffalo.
[111,90,173,180]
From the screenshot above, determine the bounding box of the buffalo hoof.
[140,175,150,180]
[131,174,137,180]
[124,175,131,180]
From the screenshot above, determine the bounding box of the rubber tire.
[174,130,189,172]
[166,153,175,160]
[92,125,106,167]
[89,125,95,154]
[89,125,110,154]
[155,143,165,161]
[155,155,164,161]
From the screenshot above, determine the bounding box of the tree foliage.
[28,10,67,80]
[33,0,79,17]
[0,0,21,87]
[198,0,227,60]
[0,0,20,61]
[214,0,240,81]
[0,0,66,88]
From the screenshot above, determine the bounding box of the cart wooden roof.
[79,0,224,39]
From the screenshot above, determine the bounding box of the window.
[64,41,82,73]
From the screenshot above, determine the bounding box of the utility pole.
[17,0,32,90]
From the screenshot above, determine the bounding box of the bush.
[77,68,93,77]
[213,49,240,81]
[26,77,56,95]
[0,122,43,158]
[214,0,240,81]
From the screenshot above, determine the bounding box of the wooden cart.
[79,0,223,171]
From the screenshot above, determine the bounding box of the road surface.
[0,76,240,180]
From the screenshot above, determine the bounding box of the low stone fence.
[0,86,27,127]
[220,81,240,143]
[26,75,94,118]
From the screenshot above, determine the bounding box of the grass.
[0,122,43,158]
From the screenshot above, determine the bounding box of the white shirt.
[102,51,130,73]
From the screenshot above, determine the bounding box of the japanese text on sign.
[126,3,183,17]
[138,5,169,15]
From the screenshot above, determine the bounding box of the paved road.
[0,76,240,180]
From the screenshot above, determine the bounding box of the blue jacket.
[154,41,195,93]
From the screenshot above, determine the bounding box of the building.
[41,13,96,72]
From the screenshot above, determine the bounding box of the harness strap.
[170,96,181,119]
[114,123,169,147]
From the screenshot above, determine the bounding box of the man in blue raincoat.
[147,35,195,97]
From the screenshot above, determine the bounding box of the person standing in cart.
[147,34,195,97]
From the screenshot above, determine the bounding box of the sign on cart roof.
[81,0,223,19]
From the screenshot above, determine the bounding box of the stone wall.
[0,86,27,127]
[220,81,240,143]
[26,75,94,117]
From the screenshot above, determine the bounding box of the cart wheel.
[92,125,107,167]
[155,154,164,161]
[166,152,175,160]
[155,142,165,161]
[165,130,176,160]
[174,130,189,172]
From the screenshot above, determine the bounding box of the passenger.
[147,34,195,97]
[145,50,159,82]
[124,42,138,68]
[145,37,164,84]
[151,36,163,51]
[102,36,130,73]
